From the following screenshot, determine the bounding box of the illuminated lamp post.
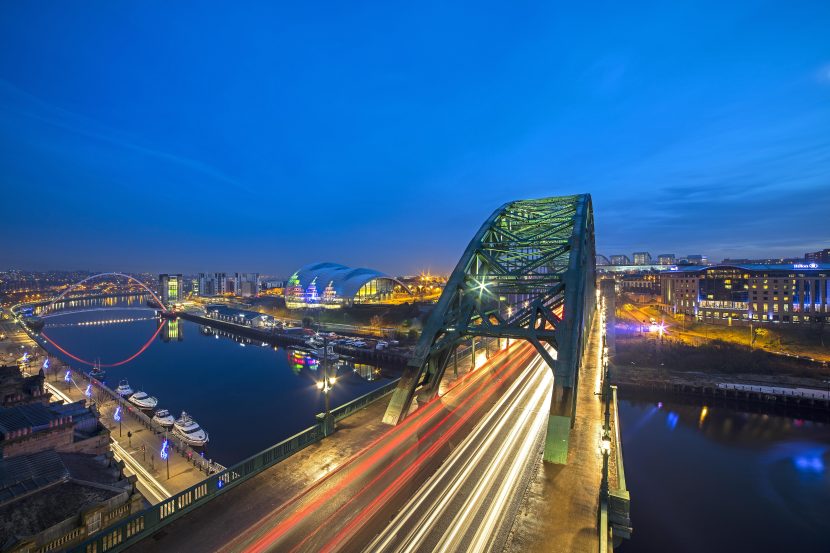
[316,335,336,436]
[161,434,170,480]
[600,435,611,496]
[114,405,122,437]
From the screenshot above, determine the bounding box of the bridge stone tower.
[383,193,596,463]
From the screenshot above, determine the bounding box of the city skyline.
[2,2,829,275]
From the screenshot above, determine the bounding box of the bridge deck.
[126,397,391,552]
[503,313,604,553]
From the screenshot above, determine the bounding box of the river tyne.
[618,395,830,552]
[36,298,394,466]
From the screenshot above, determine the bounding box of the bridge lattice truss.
[384,193,596,425]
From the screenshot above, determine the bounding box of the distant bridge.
[31,273,169,368]
[39,272,167,316]
[384,193,596,462]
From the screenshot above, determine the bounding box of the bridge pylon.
[383,193,596,464]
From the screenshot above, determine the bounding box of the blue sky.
[1,1,828,276]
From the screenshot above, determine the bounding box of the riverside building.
[661,263,830,325]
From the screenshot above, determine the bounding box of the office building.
[661,262,830,325]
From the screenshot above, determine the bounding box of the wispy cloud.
[816,63,830,84]
[0,79,253,194]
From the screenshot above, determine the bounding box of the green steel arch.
[383,193,596,463]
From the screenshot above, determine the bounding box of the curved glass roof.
[286,262,409,301]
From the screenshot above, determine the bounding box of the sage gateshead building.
[283,262,412,309]
[661,262,830,325]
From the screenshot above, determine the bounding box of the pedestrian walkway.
[503,315,605,553]
[8,322,211,504]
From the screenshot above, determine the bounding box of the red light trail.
[315,349,534,553]
[221,343,522,553]
[241,343,535,553]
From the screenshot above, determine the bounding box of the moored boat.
[88,365,106,380]
[152,409,175,427]
[129,391,158,409]
[173,411,209,446]
[115,379,134,396]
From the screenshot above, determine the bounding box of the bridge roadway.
[128,340,549,552]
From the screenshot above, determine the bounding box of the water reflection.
[288,349,319,374]
[349,362,382,381]
[161,318,183,342]
[41,311,398,465]
[619,398,830,553]
[35,293,150,315]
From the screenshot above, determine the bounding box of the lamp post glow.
[160,436,170,480]
[114,405,122,437]
[318,335,336,435]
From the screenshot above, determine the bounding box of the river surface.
[618,396,830,553]
[37,300,394,466]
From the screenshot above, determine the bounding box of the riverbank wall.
[611,365,830,419]
[177,311,411,368]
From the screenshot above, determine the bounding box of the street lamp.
[160,435,170,480]
[600,434,612,495]
[317,335,336,435]
[114,405,122,437]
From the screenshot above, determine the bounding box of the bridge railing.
[72,422,324,553]
[71,375,405,553]
[331,378,401,422]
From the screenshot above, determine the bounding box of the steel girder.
[383,193,596,426]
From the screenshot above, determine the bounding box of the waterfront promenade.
[3,320,211,505]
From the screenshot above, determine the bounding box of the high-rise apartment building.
[610,255,631,266]
[234,273,260,297]
[632,252,652,265]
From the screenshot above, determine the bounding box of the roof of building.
[0,403,54,434]
[0,450,69,504]
[205,305,270,321]
[0,401,87,436]
[286,262,410,299]
[662,263,830,274]
[0,452,129,546]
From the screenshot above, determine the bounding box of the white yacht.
[173,411,209,446]
[152,409,175,427]
[129,391,158,409]
[115,379,134,397]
